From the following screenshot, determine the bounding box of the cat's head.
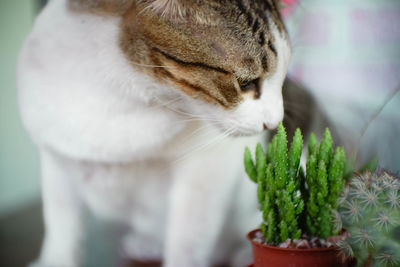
[121,0,291,135]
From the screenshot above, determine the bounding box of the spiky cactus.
[244,123,304,244]
[337,171,400,266]
[244,122,347,244]
[305,130,347,238]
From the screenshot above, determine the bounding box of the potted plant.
[336,170,400,266]
[244,122,349,267]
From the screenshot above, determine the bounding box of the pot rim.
[247,229,340,253]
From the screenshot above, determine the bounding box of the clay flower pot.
[247,229,347,267]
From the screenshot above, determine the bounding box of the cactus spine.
[244,123,346,244]
[338,171,400,266]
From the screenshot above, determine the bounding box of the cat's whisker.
[172,126,235,165]
[131,61,177,69]
[185,123,215,139]
[153,95,195,116]
[173,117,220,124]
[153,95,225,127]
[152,95,184,110]
[156,103,195,117]
[160,103,216,121]
[186,127,234,154]
[181,129,228,157]
[136,2,159,17]
[178,123,216,148]
[185,121,231,145]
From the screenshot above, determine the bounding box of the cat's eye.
[240,79,260,98]
[240,79,256,91]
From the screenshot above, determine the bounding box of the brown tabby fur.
[68,0,134,16]
[68,0,286,109]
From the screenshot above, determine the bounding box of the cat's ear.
[138,0,191,19]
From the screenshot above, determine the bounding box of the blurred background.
[284,0,400,171]
[0,0,399,266]
[0,1,43,267]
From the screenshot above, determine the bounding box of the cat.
[17,0,322,266]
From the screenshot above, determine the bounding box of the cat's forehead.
[167,2,284,74]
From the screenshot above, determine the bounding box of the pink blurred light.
[281,0,299,17]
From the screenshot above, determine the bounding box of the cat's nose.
[263,121,280,130]
[260,90,284,131]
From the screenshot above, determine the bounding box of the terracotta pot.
[247,229,347,267]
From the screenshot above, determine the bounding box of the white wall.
[0,1,40,215]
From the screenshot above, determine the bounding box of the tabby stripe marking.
[153,62,228,108]
[177,79,228,108]
[252,19,260,33]
[152,47,230,75]
[259,31,265,46]
[247,15,254,28]
[255,8,268,24]
[262,1,273,12]
[234,0,248,15]
[268,40,277,56]
[234,0,255,27]
[261,55,268,71]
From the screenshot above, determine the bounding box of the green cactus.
[338,171,400,267]
[244,123,347,244]
[303,128,347,239]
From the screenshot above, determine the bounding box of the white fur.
[18,1,290,266]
